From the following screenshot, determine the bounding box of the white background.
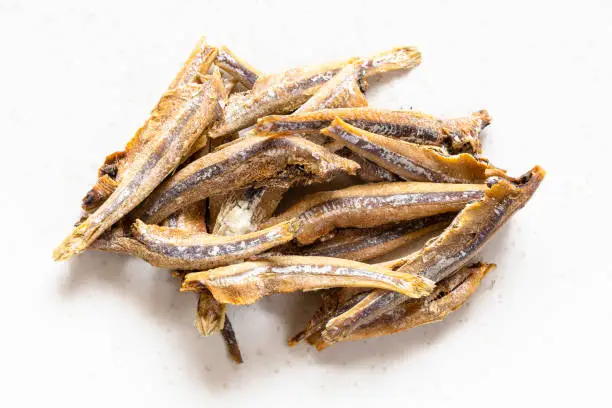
[1,0,611,406]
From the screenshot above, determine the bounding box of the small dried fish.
[309,263,496,349]
[261,181,486,245]
[53,39,221,261]
[257,108,491,154]
[83,39,219,213]
[130,218,301,270]
[319,166,545,345]
[133,136,360,224]
[216,46,261,89]
[272,214,453,261]
[181,256,434,305]
[212,60,369,236]
[321,118,502,183]
[188,47,421,153]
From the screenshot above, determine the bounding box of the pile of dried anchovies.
[54,37,545,363]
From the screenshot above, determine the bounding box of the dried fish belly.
[181,256,434,305]
[309,263,496,349]
[319,167,545,345]
[322,118,502,183]
[133,136,359,224]
[262,182,486,245]
[273,214,453,261]
[257,108,491,154]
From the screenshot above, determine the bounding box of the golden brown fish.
[82,38,219,213]
[321,118,504,182]
[271,214,453,261]
[261,182,486,245]
[129,218,301,270]
[257,108,491,154]
[53,39,221,261]
[133,136,360,224]
[319,166,545,345]
[309,263,496,349]
[181,256,434,305]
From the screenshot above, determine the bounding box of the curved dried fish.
[261,181,486,245]
[188,47,421,154]
[53,78,222,261]
[133,136,359,224]
[322,118,502,183]
[130,218,301,270]
[181,256,434,305]
[216,46,261,89]
[309,263,496,349]
[273,214,453,262]
[257,108,491,154]
[320,166,545,345]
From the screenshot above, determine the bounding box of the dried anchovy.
[308,263,496,349]
[82,38,219,213]
[261,181,486,245]
[322,118,504,183]
[181,256,434,305]
[53,39,221,261]
[256,108,491,154]
[318,166,545,345]
[130,218,301,270]
[132,136,359,224]
[271,214,453,261]
[187,47,421,154]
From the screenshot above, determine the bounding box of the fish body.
[181,256,434,305]
[257,108,491,154]
[133,136,359,224]
[262,182,487,245]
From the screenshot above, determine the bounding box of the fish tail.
[52,220,100,261]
